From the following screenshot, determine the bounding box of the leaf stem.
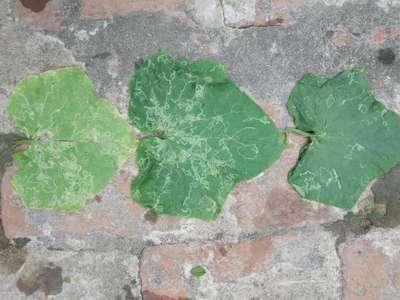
[285,127,314,138]
[14,139,34,146]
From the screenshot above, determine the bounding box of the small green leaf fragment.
[191,266,206,277]
[287,69,400,209]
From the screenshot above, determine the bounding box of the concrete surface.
[0,0,400,299]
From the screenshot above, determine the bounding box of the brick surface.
[222,0,304,28]
[370,25,400,45]
[141,229,341,299]
[15,0,62,31]
[80,0,186,20]
[341,228,400,300]
[371,26,386,45]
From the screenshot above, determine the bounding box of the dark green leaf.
[288,69,400,209]
[129,52,285,220]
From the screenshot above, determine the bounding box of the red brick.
[115,169,134,199]
[141,229,340,299]
[15,0,62,31]
[341,230,400,300]
[370,26,386,45]
[270,0,290,25]
[370,25,400,45]
[80,0,186,21]
[255,0,268,26]
[332,31,353,47]
[253,98,282,127]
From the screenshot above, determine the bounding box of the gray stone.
[0,244,140,300]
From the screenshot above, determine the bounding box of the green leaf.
[8,67,135,211]
[287,68,400,209]
[129,52,285,220]
[191,265,206,277]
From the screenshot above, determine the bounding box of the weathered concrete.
[1,0,400,298]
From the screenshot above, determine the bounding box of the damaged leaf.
[129,52,284,220]
[8,67,135,211]
[287,69,400,209]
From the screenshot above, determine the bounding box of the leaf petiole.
[284,127,314,138]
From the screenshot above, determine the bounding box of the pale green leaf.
[8,67,135,211]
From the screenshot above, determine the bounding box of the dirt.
[19,0,51,13]
[16,261,63,296]
[370,164,400,228]
[0,221,30,276]
[325,164,400,248]
[377,48,396,65]
[144,209,158,224]
[123,284,135,300]
[0,241,28,275]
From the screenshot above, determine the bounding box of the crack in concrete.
[218,0,226,27]
[136,246,146,300]
[322,220,349,300]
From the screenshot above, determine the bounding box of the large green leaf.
[8,67,135,211]
[288,69,400,209]
[129,52,285,220]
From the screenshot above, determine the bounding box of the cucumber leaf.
[129,52,285,220]
[8,67,135,211]
[288,69,400,209]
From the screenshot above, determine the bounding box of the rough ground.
[0,0,400,299]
